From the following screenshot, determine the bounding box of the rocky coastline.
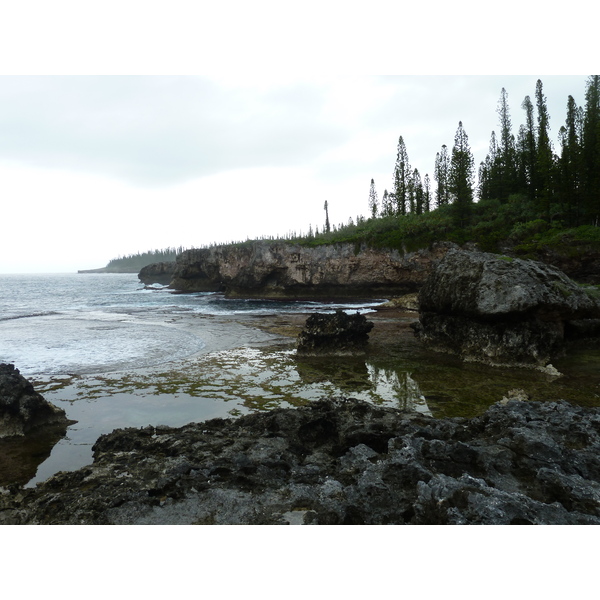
[3,243,600,524]
[2,396,600,524]
[158,241,452,298]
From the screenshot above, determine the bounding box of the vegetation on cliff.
[103,247,186,272]
[293,76,600,261]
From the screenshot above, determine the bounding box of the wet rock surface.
[413,248,600,367]
[0,364,74,439]
[296,310,374,355]
[2,397,600,524]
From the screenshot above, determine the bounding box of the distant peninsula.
[78,247,185,274]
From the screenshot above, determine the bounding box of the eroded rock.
[296,310,374,355]
[0,363,74,439]
[138,261,177,286]
[167,241,454,298]
[1,397,600,524]
[412,248,600,367]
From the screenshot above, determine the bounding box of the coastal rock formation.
[167,241,454,298]
[0,364,74,438]
[138,261,177,285]
[2,397,600,524]
[296,310,374,355]
[412,248,600,367]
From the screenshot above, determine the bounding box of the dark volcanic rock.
[1,397,600,524]
[0,364,74,438]
[412,248,600,368]
[296,310,374,355]
[138,261,177,285]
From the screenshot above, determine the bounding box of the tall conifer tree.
[558,95,583,224]
[413,169,424,215]
[449,121,475,227]
[535,79,554,220]
[434,144,450,207]
[368,178,379,218]
[496,88,518,201]
[519,94,538,201]
[393,136,411,215]
[582,75,600,224]
[423,174,431,213]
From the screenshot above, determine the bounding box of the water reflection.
[294,355,432,415]
[0,424,70,487]
[365,365,432,415]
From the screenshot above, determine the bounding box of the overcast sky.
[0,4,595,273]
[0,74,592,274]
[0,75,591,273]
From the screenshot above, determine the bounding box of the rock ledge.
[2,397,600,524]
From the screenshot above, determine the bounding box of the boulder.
[0,363,74,438]
[296,310,374,355]
[412,248,600,368]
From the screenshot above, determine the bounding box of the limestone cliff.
[168,241,453,298]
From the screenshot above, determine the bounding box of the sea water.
[0,272,390,486]
[0,272,381,377]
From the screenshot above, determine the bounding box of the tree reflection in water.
[365,364,432,415]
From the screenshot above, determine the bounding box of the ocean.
[0,272,389,486]
[0,272,381,378]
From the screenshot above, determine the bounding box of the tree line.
[367,76,600,229]
[106,246,187,270]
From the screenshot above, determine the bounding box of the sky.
[0,74,591,274]
[0,4,596,273]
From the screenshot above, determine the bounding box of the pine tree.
[368,178,379,218]
[434,144,450,207]
[324,200,331,233]
[535,80,555,221]
[380,189,392,217]
[413,169,424,215]
[478,131,499,201]
[496,88,518,201]
[558,95,583,224]
[393,136,411,215]
[449,121,475,228]
[519,94,537,200]
[582,75,600,224]
[423,174,431,213]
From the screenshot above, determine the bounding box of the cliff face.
[169,241,453,298]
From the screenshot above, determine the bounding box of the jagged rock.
[0,364,74,438]
[2,397,600,524]
[138,261,177,285]
[167,241,455,298]
[412,248,600,367]
[296,310,374,355]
